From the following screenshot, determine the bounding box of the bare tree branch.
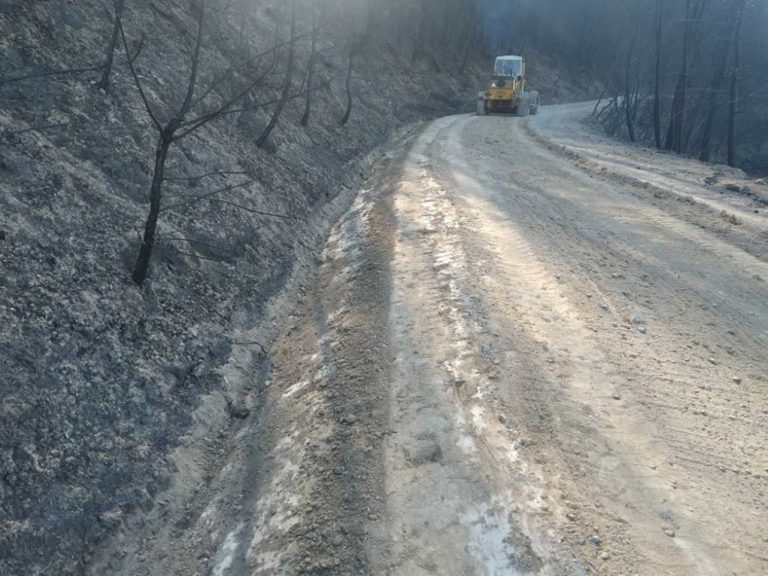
[209,199,303,220]
[160,179,256,213]
[4,120,70,136]
[157,236,232,251]
[255,0,298,147]
[0,64,105,87]
[120,22,161,131]
[178,0,207,117]
[165,248,234,263]
[175,87,317,141]
[173,67,278,139]
[187,30,313,113]
[97,0,127,93]
[164,170,252,182]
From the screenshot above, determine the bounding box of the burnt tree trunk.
[341,42,356,126]
[666,0,708,153]
[665,0,707,152]
[97,0,126,93]
[699,6,737,162]
[132,132,173,285]
[300,8,318,127]
[665,0,693,152]
[257,0,297,147]
[653,0,663,149]
[625,24,638,143]
[727,0,746,167]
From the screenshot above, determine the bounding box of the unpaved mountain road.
[92,104,768,576]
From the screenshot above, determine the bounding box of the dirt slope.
[132,104,768,576]
[0,2,493,574]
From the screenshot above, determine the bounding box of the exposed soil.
[0,4,600,572]
[0,2,490,573]
[91,104,768,575]
[4,6,765,569]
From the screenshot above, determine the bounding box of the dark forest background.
[474,0,768,172]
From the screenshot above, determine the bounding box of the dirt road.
[93,105,768,576]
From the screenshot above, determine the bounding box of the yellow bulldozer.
[477,55,540,117]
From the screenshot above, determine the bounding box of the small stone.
[632,314,645,325]
[403,437,442,465]
[601,552,611,561]
[97,509,123,527]
[228,404,250,419]
[591,534,601,547]
[732,376,742,384]
[611,393,621,400]
[708,357,717,365]
[663,528,675,538]
[638,325,646,334]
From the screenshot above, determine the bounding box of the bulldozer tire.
[518,96,530,117]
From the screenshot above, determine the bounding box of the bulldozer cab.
[478,54,538,117]
[493,56,524,79]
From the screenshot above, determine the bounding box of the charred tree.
[665,0,708,153]
[129,2,206,285]
[699,4,738,162]
[624,22,638,143]
[97,0,126,93]
[727,0,746,167]
[653,0,663,149]
[665,0,693,152]
[257,0,297,147]
[300,7,318,127]
[124,2,298,285]
[341,39,358,126]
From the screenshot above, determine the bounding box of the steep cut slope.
[0,1,488,574]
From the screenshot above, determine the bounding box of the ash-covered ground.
[0,1,479,573]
